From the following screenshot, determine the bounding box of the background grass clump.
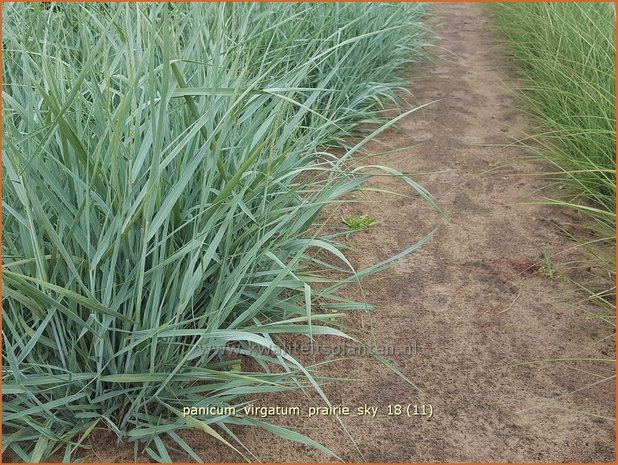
[492,2,616,301]
[2,2,436,462]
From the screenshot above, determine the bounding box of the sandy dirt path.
[89,3,615,462]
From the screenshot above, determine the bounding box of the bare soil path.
[91,3,615,462]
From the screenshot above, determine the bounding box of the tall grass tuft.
[2,2,437,462]
[492,2,616,290]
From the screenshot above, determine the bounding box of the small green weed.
[541,244,565,281]
[342,214,378,233]
[541,245,555,280]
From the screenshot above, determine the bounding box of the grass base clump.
[2,2,438,462]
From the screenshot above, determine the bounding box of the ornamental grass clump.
[493,2,616,293]
[2,2,437,462]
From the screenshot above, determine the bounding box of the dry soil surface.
[88,3,616,462]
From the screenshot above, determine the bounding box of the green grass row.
[492,2,615,252]
[2,2,437,462]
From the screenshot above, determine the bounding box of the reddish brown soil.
[84,3,615,462]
